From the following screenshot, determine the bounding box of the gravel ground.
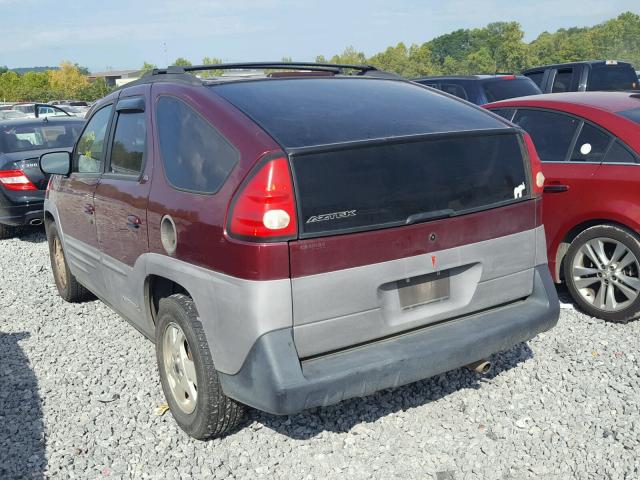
[1,229,639,480]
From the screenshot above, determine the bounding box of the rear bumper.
[0,202,44,226]
[218,265,559,415]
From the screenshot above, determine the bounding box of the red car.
[486,92,640,322]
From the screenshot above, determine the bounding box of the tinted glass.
[440,83,467,100]
[618,107,640,125]
[552,69,573,93]
[588,66,639,91]
[0,121,82,154]
[109,112,146,176]
[512,109,579,162]
[603,140,637,164]
[490,108,516,121]
[156,96,238,193]
[213,78,506,149]
[482,78,541,102]
[526,71,544,87]
[569,123,611,162]
[74,106,112,173]
[293,133,527,237]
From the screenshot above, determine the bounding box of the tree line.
[1,11,638,103]
[0,62,111,103]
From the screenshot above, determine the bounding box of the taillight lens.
[0,169,37,191]
[523,133,545,196]
[228,156,297,240]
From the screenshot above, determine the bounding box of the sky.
[0,0,637,72]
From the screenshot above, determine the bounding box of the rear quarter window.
[156,96,239,194]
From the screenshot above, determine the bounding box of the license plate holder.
[397,272,450,309]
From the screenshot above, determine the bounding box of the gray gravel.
[1,229,640,480]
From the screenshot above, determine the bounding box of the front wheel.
[564,224,640,322]
[156,294,245,440]
[46,222,93,302]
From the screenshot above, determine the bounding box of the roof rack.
[150,62,379,76]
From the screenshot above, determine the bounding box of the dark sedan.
[0,117,84,238]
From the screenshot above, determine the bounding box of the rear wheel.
[46,222,93,302]
[564,224,640,322]
[156,294,245,440]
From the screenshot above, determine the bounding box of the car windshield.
[588,66,639,91]
[482,78,541,102]
[0,122,82,153]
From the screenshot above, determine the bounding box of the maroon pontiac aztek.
[40,62,559,439]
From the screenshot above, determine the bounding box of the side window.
[525,71,544,88]
[490,108,516,121]
[552,68,573,93]
[512,109,579,162]
[156,96,239,193]
[109,112,146,176]
[603,140,638,164]
[569,123,612,162]
[74,106,112,174]
[439,83,467,100]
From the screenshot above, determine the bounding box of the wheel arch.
[145,274,192,325]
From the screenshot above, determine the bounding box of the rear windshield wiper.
[405,208,455,225]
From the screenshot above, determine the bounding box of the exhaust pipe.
[29,218,43,226]
[466,359,492,374]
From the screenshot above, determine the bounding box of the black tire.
[46,221,93,303]
[156,294,245,440]
[564,224,640,322]
[0,223,17,240]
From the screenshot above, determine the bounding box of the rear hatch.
[214,77,540,358]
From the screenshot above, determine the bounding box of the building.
[88,69,142,87]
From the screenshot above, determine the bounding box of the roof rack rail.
[150,62,379,76]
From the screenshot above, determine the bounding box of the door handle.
[126,214,142,229]
[543,185,569,193]
[83,203,95,215]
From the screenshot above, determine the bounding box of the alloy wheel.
[162,322,198,414]
[571,237,640,312]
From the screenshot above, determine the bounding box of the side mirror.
[40,151,72,176]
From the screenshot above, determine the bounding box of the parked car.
[40,62,559,440]
[485,92,640,322]
[12,103,72,118]
[523,60,639,93]
[0,109,28,120]
[0,117,84,238]
[413,74,542,104]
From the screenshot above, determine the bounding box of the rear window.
[482,78,541,102]
[525,71,544,88]
[292,132,528,237]
[0,122,82,154]
[618,107,640,124]
[588,65,639,91]
[212,78,506,149]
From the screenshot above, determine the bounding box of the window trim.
[154,94,240,196]
[103,98,148,182]
[510,107,638,165]
[550,67,574,93]
[70,102,115,177]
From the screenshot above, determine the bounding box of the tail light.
[0,170,37,191]
[227,155,297,241]
[523,133,545,197]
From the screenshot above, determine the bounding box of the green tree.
[200,56,223,77]
[172,57,192,67]
[140,61,157,75]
